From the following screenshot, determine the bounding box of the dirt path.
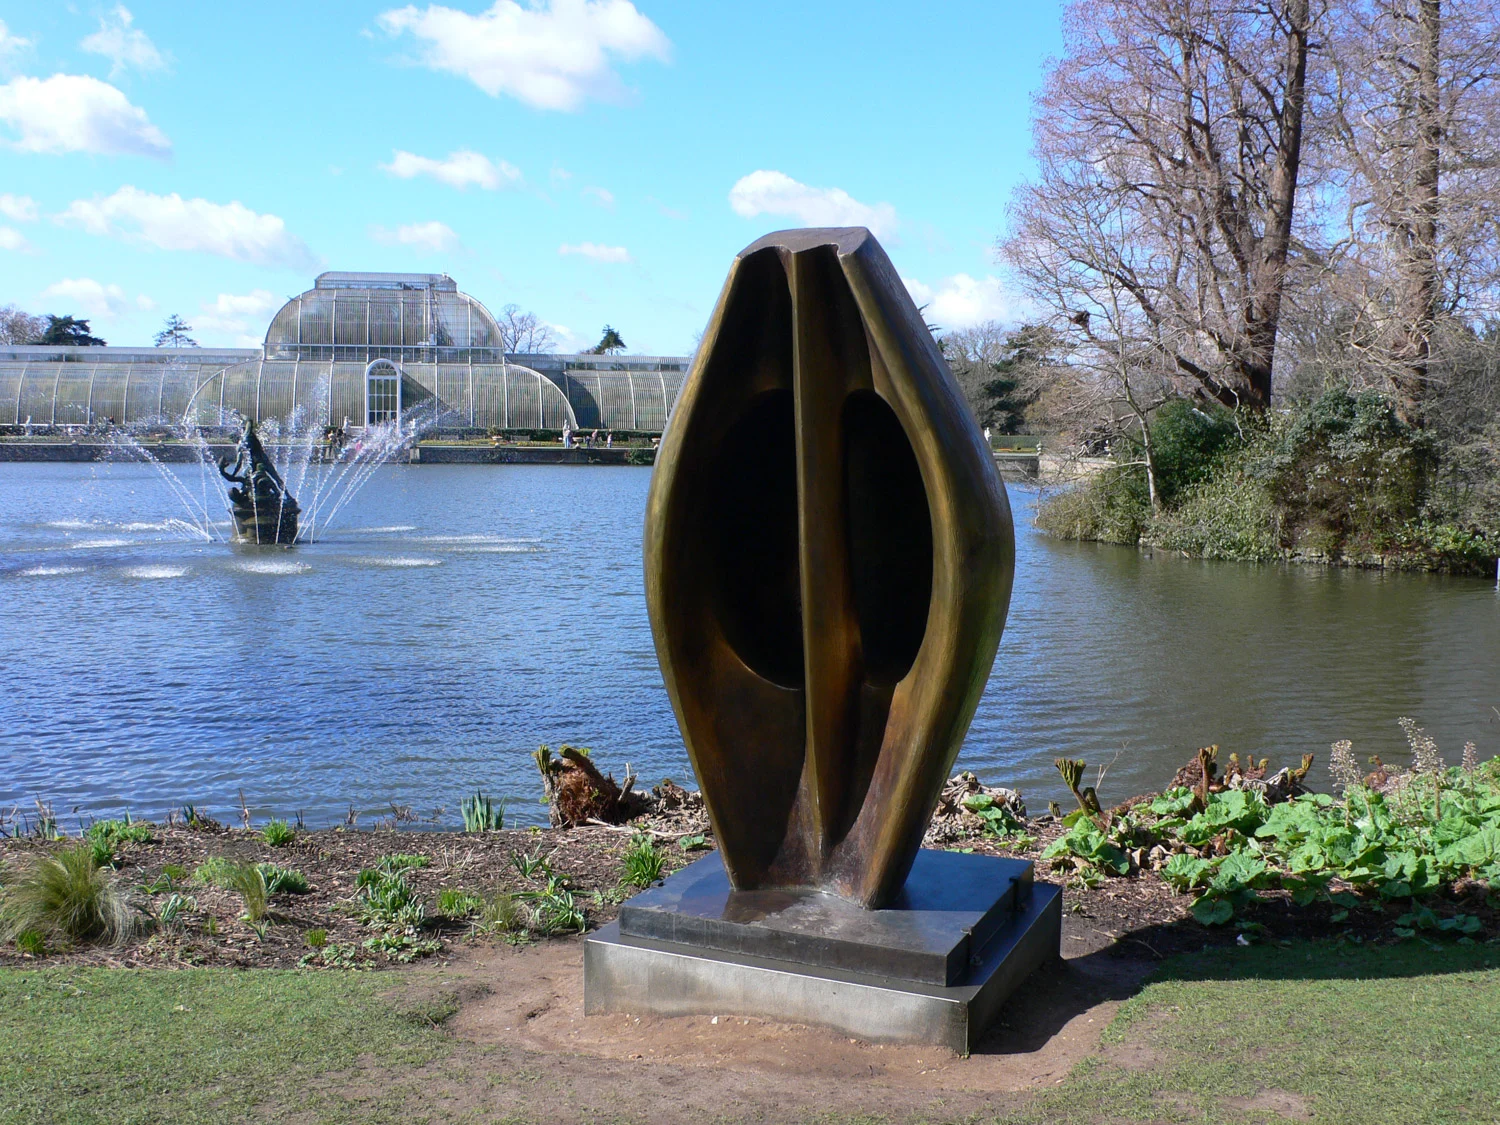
[365,936,1156,1124]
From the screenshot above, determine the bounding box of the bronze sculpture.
[219,417,300,545]
[643,227,1014,908]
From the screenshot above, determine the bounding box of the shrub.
[1034,466,1152,544]
[261,819,295,847]
[621,834,667,888]
[461,791,505,832]
[1147,437,1281,561]
[1267,388,1434,557]
[1132,399,1242,506]
[0,844,132,947]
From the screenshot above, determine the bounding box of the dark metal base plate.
[619,849,1035,986]
[587,872,1062,1055]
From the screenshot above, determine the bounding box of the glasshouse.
[0,272,689,432]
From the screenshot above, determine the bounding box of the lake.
[1,461,1496,829]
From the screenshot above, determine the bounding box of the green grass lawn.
[1011,940,1500,1125]
[0,968,451,1125]
[3,941,1498,1125]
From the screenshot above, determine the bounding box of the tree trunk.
[1393,0,1442,425]
[1243,0,1313,411]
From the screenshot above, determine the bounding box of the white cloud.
[377,0,671,111]
[381,148,520,190]
[0,19,33,66]
[371,220,461,253]
[559,241,630,263]
[902,274,1018,331]
[581,185,614,209]
[195,288,279,342]
[0,225,32,252]
[136,294,156,311]
[0,74,171,158]
[40,277,134,319]
[80,6,168,76]
[728,170,898,239]
[0,193,37,221]
[58,187,314,268]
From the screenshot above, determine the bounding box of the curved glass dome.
[264,272,505,362]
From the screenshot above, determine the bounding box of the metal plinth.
[585,854,1062,1055]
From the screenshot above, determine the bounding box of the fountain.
[219,419,300,545]
[104,376,437,545]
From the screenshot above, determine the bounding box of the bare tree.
[497,304,557,354]
[1003,0,1317,411]
[1322,0,1500,423]
[0,304,45,344]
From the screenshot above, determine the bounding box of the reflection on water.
[1,462,1496,827]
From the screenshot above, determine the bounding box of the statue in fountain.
[219,418,300,544]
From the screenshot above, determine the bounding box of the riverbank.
[1035,389,1500,578]
[0,437,655,467]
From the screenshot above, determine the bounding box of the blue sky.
[0,1,1062,353]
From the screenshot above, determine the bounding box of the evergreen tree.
[40,316,106,346]
[154,314,199,347]
[589,325,626,354]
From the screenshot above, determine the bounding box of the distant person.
[983,426,992,446]
[562,422,573,448]
[605,432,612,448]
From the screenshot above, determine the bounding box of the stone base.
[584,851,1062,1055]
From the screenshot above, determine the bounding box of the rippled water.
[2,461,1497,829]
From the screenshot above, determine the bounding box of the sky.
[0,1,1063,354]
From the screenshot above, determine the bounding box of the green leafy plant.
[356,871,425,929]
[438,888,482,917]
[86,818,153,848]
[14,928,46,956]
[679,834,707,852]
[158,893,194,925]
[261,819,295,847]
[255,864,309,895]
[512,848,552,881]
[461,790,506,832]
[375,853,429,874]
[362,931,441,962]
[1041,819,1130,879]
[621,834,667,888]
[191,856,239,888]
[144,863,188,894]
[523,878,586,935]
[0,844,132,947]
[305,927,328,948]
[87,835,116,870]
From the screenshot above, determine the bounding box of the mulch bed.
[3,791,1494,971]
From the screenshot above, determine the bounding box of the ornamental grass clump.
[0,844,132,948]
[261,819,295,847]
[621,833,667,888]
